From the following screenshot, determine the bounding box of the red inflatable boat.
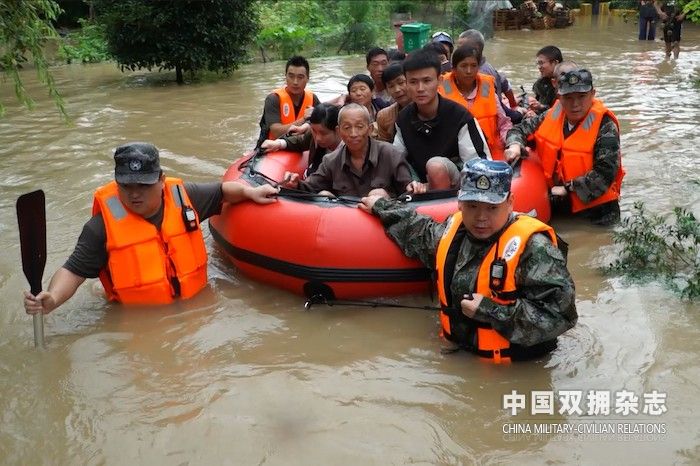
[209,151,551,299]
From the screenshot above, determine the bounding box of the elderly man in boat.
[281,103,418,198]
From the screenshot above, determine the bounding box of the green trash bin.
[399,23,431,53]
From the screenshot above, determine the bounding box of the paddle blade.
[16,190,47,295]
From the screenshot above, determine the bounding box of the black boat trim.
[210,225,431,283]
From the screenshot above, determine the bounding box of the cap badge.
[129,160,142,171]
[476,175,491,190]
[569,75,579,84]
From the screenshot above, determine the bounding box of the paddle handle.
[30,282,45,348]
[33,314,44,348]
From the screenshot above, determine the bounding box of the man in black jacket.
[392,49,490,193]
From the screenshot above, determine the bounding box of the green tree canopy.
[0,0,65,117]
[93,0,259,83]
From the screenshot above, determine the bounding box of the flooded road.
[1,16,699,465]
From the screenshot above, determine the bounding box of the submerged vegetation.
[58,19,109,64]
[605,202,699,300]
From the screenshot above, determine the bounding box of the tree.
[93,0,259,84]
[0,0,66,117]
[683,0,700,24]
[337,0,378,53]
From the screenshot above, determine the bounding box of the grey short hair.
[554,60,579,77]
[459,29,485,52]
[338,102,372,125]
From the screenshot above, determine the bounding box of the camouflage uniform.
[372,198,577,348]
[532,77,557,112]
[506,110,621,224]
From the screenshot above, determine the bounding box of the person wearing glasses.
[529,45,563,115]
[504,68,625,226]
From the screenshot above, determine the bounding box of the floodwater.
[1,15,699,465]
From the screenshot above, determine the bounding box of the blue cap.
[458,158,512,204]
[431,31,453,46]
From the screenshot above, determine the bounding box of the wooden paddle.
[16,190,47,348]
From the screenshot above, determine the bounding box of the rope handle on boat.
[240,150,457,206]
[276,189,362,205]
[396,189,458,203]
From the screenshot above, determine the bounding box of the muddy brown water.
[1,16,698,465]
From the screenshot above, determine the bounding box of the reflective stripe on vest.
[434,212,557,363]
[533,99,625,213]
[92,177,208,305]
[438,72,503,160]
[269,88,314,138]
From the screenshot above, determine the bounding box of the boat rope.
[304,293,440,311]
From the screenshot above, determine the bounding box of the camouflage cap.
[557,68,593,95]
[458,158,512,204]
[114,142,161,185]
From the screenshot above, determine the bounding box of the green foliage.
[58,19,109,64]
[563,0,581,8]
[390,0,420,13]
[340,0,378,53]
[606,202,700,300]
[254,0,392,60]
[453,0,469,26]
[0,0,66,117]
[55,0,90,27]
[609,0,638,9]
[256,25,312,60]
[93,0,259,83]
[683,0,700,23]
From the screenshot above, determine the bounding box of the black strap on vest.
[442,226,466,310]
[440,225,482,348]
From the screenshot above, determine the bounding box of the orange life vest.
[269,87,315,138]
[92,178,208,305]
[439,72,504,160]
[533,99,625,213]
[435,212,557,363]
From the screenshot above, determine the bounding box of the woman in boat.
[345,74,389,123]
[260,102,342,176]
[438,45,512,160]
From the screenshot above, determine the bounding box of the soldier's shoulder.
[524,231,565,262]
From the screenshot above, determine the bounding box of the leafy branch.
[0,0,66,117]
[605,202,700,300]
